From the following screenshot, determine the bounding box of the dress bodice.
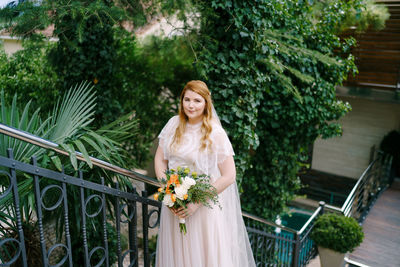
[158,116,234,180]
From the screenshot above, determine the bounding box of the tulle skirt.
[155,184,256,267]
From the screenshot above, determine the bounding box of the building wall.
[2,38,23,55]
[312,96,400,179]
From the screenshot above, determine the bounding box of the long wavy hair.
[171,80,213,151]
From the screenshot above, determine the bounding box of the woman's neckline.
[186,120,202,130]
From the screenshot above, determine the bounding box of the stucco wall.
[2,38,23,55]
[312,96,400,179]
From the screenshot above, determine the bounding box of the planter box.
[318,246,345,267]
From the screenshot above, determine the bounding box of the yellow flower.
[184,168,190,174]
[191,172,197,178]
[184,194,188,200]
[154,193,159,200]
[93,77,98,84]
[158,187,163,192]
[171,194,176,202]
[177,166,182,171]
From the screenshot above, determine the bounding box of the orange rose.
[184,194,188,200]
[158,187,163,192]
[171,194,176,202]
[154,193,159,200]
[170,174,180,185]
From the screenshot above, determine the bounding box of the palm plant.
[0,82,139,265]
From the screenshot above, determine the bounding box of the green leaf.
[60,143,78,170]
[73,139,93,168]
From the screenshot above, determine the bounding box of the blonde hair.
[171,80,213,151]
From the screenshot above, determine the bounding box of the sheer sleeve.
[158,115,179,160]
[213,126,235,164]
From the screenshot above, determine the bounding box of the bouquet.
[154,166,219,234]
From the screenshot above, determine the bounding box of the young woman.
[154,80,255,267]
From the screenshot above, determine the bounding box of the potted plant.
[310,213,364,267]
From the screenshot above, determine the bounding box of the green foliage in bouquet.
[310,213,364,253]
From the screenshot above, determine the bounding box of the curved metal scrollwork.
[84,194,104,218]
[256,235,265,249]
[89,246,106,267]
[0,171,12,200]
[148,208,161,229]
[47,243,69,267]
[120,203,135,223]
[121,250,136,267]
[40,185,64,211]
[0,238,21,266]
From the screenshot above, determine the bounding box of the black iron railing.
[0,148,162,267]
[243,150,393,267]
[0,123,393,267]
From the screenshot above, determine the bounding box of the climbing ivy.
[193,0,362,218]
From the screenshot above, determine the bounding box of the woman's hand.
[171,203,201,219]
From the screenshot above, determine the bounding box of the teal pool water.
[281,208,313,231]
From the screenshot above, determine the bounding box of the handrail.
[324,204,341,213]
[0,123,161,187]
[242,211,297,234]
[298,205,322,235]
[324,151,391,221]
[340,157,377,215]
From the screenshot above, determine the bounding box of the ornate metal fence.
[0,123,394,267]
[243,207,320,267]
[0,148,161,267]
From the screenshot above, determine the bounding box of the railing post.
[100,177,109,267]
[319,201,325,215]
[79,171,90,267]
[7,149,28,267]
[61,167,73,267]
[32,157,48,267]
[369,144,376,163]
[128,187,138,267]
[115,182,122,267]
[292,233,301,267]
[142,190,150,267]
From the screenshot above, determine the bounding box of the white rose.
[182,176,196,189]
[175,185,188,200]
[162,194,174,207]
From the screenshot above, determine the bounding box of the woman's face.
[182,90,206,123]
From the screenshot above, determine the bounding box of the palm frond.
[0,90,47,162]
[49,81,96,143]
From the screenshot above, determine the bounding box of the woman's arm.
[212,155,236,194]
[154,145,168,181]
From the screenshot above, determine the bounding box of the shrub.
[311,213,364,253]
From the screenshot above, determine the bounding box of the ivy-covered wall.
[194,0,364,218]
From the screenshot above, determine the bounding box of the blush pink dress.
[155,116,255,267]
